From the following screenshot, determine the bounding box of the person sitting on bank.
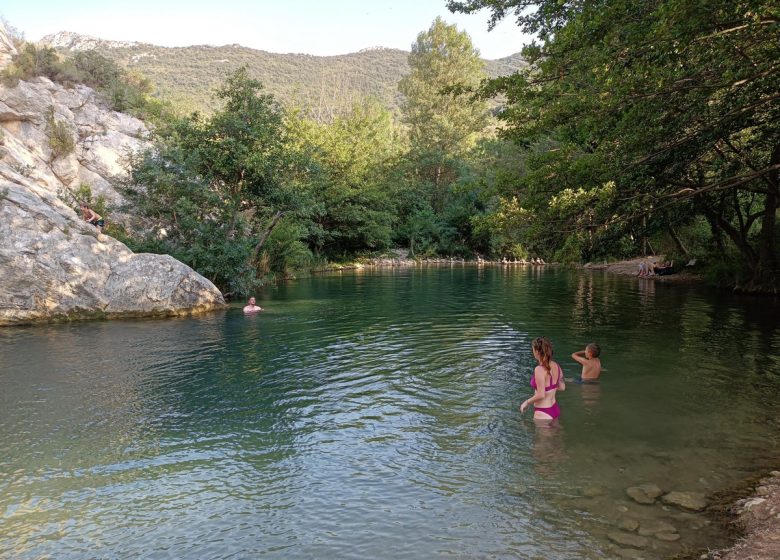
[639,259,658,277]
[243,297,263,313]
[653,260,675,276]
[571,343,602,383]
[80,202,104,233]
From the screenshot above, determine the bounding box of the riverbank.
[314,255,555,272]
[701,470,780,560]
[582,257,705,285]
[315,255,706,286]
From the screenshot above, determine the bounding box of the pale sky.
[0,0,532,59]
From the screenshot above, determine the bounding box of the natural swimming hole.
[2,266,779,559]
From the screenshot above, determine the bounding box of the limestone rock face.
[0,77,145,208]
[0,68,225,325]
[0,21,18,69]
[0,166,225,325]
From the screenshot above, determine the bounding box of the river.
[2,266,779,558]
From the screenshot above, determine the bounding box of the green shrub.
[260,220,313,280]
[0,43,82,86]
[45,107,75,159]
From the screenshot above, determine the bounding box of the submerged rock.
[582,485,606,498]
[626,484,664,505]
[637,518,677,536]
[609,546,646,560]
[618,517,640,532]
[607,531,649,549]
[661,491,708,512]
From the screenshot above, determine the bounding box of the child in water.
[571,343,602,383]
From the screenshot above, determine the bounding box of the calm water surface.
[2,266,779,559]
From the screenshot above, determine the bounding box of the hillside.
[41,32,527,118]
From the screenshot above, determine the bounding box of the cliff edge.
[0,23,225,325]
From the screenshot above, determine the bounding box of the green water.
[1,266,779,559]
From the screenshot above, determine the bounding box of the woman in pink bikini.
[519,336,566,420]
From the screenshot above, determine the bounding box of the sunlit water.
[2,266,779,559]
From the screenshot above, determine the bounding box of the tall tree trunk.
[667,223,690,261]
[706,208,759,278]
[250,211,285,266]
[433,164,442,212]
[754,144,780,289]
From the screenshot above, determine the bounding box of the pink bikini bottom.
[534,402,560,419]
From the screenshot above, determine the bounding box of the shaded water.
[2,266,779,559]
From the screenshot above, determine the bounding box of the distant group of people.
[637,259,675,277]
[500,257,546,264]
[520,337,601,422]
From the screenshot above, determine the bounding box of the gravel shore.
[705,471,780,560]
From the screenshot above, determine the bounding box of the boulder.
[661,491,708,512]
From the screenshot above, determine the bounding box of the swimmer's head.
[586,343,601,358]
[532,336,554,371]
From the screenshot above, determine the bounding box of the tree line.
[5,4,778,293]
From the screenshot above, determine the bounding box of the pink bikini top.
[530,363,562,392]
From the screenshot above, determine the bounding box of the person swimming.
[571,343,602,384]
[243,297,263,313]
[520,336,566,420]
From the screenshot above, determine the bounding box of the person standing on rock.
[80,202,104,233]
[243,297,263,313]
[520,336,566,421]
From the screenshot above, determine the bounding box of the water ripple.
[1,267,779,559]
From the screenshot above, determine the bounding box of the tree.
[398,17,490,205]
[290,98,402,257]
[448,0,780,289]
[124,67,311,295]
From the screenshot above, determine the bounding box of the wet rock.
[740,497,766,511]
[655,532,681,542]
[688,517,711,530]
[608,531,649,549]
[618,517,639,532]
[626,484,664,505]
[661,491,708,511]
[637,519,677,536]
[756,486,771,496]
[582,485,605,498]
[611,547,647,559]
[617,505,630,513]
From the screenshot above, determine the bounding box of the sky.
[0,0,533,60]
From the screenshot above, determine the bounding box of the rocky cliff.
[0,23,225,325]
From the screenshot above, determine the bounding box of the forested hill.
[41,32,527,118]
